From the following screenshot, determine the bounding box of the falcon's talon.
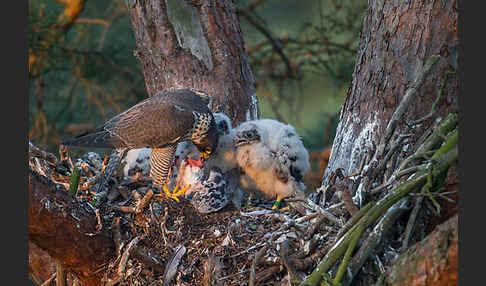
[162,184,191,202]
[173,184,191,196]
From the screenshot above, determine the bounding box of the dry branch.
[342,201,410,286]
[383,55,441,145]
[29,170,115,286]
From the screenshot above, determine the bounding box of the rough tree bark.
[29,0,258,285]
[325,0,458,184]
[127,0,258,125]
[317,0,458,285]
[29,170,115,286]
[381,214,458,286]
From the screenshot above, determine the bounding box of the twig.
[395,164,427,179]
[374,133,409,180]
[241,0,265,12]
[111,217,124,258]
[159,206,171,245]
[303,127,458,286]
[255,265,283,283]
[249,243,269,286]
[29,141,58,166]
[382,55,441,146]
[40,273,56,286]
[117,236,141,278]
[335,202,375,241]
[341,187,359,216]
[332,222,364,286]
[95,208,102,232]
[278,239,300,285]
[135,189,154,213]
[369,181,393,195]
[131,246,165,273]
[230,241,266,258]
[56,261,66,286]
[304,215,327,239]
[411,113,457,164]
[292,237,319,260]
[59,145,74,170]
[430,129,458,161]
[218,269,250,281]
[342,201,409,286]
[237,9,296,79]
[295,212,319,224]
[326,202,345,212]
[111,205,137,213]
[287,198,341,226]
[411,70,455,125]
[401,186,426,252]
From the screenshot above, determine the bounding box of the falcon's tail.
[62,128,117,148]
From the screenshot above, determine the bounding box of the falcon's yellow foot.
[158,184,191,202]
[272,195,284,210]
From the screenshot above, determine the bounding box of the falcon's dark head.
[194,118,220,160]
[233,123,261,147]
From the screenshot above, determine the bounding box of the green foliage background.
[28,0,366,155]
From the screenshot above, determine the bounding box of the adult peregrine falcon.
[62,89,220,201]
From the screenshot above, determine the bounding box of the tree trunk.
[325,0,458,184]
[127,0,258,125]
[317,0,459,284]
[29,241,57,285]
[381,214,458,286]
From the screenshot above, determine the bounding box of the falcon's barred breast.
[63,89,220,193]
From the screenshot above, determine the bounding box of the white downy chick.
[122,148,151,178]
[176,158,234,214]
[233,119,310,207]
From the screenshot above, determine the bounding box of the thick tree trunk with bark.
[127,0,258,125]
[311,0,459,285]
[325,0,458,183]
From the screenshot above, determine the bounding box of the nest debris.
[29,143,345,286]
